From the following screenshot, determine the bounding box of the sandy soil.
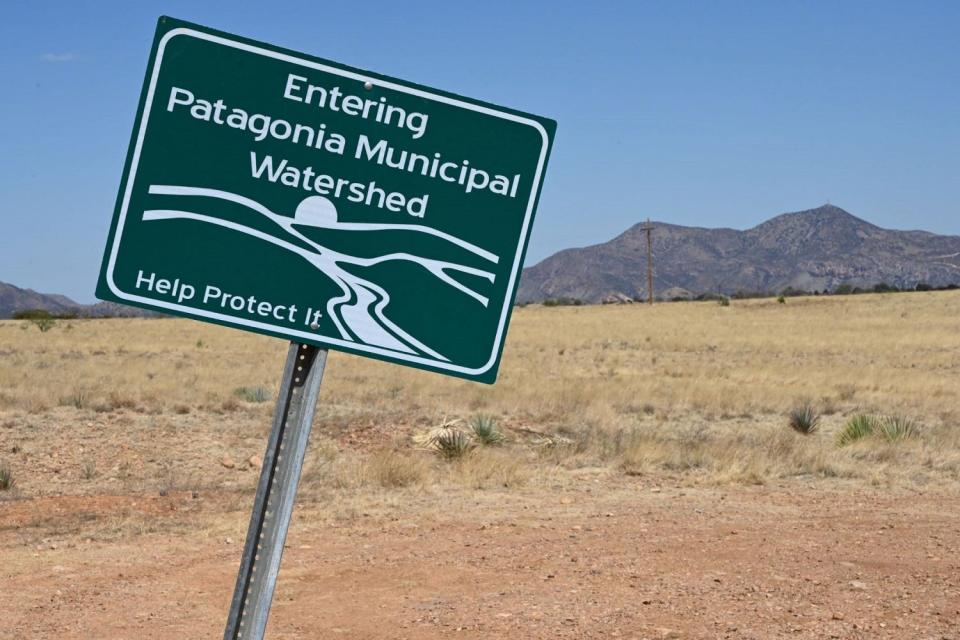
[3,480,959,640]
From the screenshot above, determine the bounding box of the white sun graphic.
[294,195,338,227]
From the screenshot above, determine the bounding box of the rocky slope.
[519,205,960,302]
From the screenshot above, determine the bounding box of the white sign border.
[106,27,550,378]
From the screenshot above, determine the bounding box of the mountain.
[518,205,960,303]
[0,281,158,318]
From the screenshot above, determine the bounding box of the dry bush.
[532,420,643,469]
[788,402,821,434]
[620,423,860,484]
[449,448,529,489]
[314,447,431,490]
[363,448,432,488]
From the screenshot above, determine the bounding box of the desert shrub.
[534,432,579,464]
[59,389,87,409]
[234,386,270,403]
[220,397,242,412]
[93,391,139,413]
[543,297,584,307]
[13,309,76,320]
[837,414,877,446]
[82,461,98,480]
[0,463,14,491]
[535,424,638,467]
[28,316,57,332]
[469,414,504,446]
[453,448,528,489]
[777,295,786,304]
[877,415,919,442]
[433,429,473,459]
[718,297,731,307]
[835,384,857,402]
[788,402,820,435]
[13,309,50,320]
[365,448,430,488]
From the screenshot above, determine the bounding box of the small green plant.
[718,297,731,307]
[837,414,876,446]
[234,386,270,403]
[469,414,504,446]
[777,295,787,304]
[877,415,919,442]
[196,339,205,348]
[30,316,56,332]
[788,402,820,435]
[14,309,58,332]
[432,429,474,459]
[60,389,87,409]
[81,461,98,480]
[0,464,14,491]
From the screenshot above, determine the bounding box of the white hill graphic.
[142,185,498,360]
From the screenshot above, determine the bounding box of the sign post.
[223,343,326,639]
[97,16,555,637]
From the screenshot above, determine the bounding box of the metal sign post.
[223,342,327,640]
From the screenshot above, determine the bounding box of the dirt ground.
[3,478,959,640]
[2,297,960,639]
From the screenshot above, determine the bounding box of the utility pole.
[640,218,654,304]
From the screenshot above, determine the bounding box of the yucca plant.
[81,461,98,480]
[877,415,919,442]
[0,464,14,491]
[432,429,474,459]
[469,414,504,446]
[836,414,876,446]
[788,402,820,435]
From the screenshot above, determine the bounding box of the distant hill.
[0,281,159,318]
[518,205,960,303]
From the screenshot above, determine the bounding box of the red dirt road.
[3,482,959,639]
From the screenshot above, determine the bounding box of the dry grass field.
[2,291,960,638]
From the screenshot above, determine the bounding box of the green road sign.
[97,17,555,383]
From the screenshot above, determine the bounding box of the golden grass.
[1,291,959,490]
[2,291,958,421]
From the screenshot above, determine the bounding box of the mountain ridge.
[0,281,158,319]
[518,205,960,303]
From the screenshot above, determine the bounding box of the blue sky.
[1,1,958,302]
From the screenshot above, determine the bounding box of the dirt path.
[2,482,959,639]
